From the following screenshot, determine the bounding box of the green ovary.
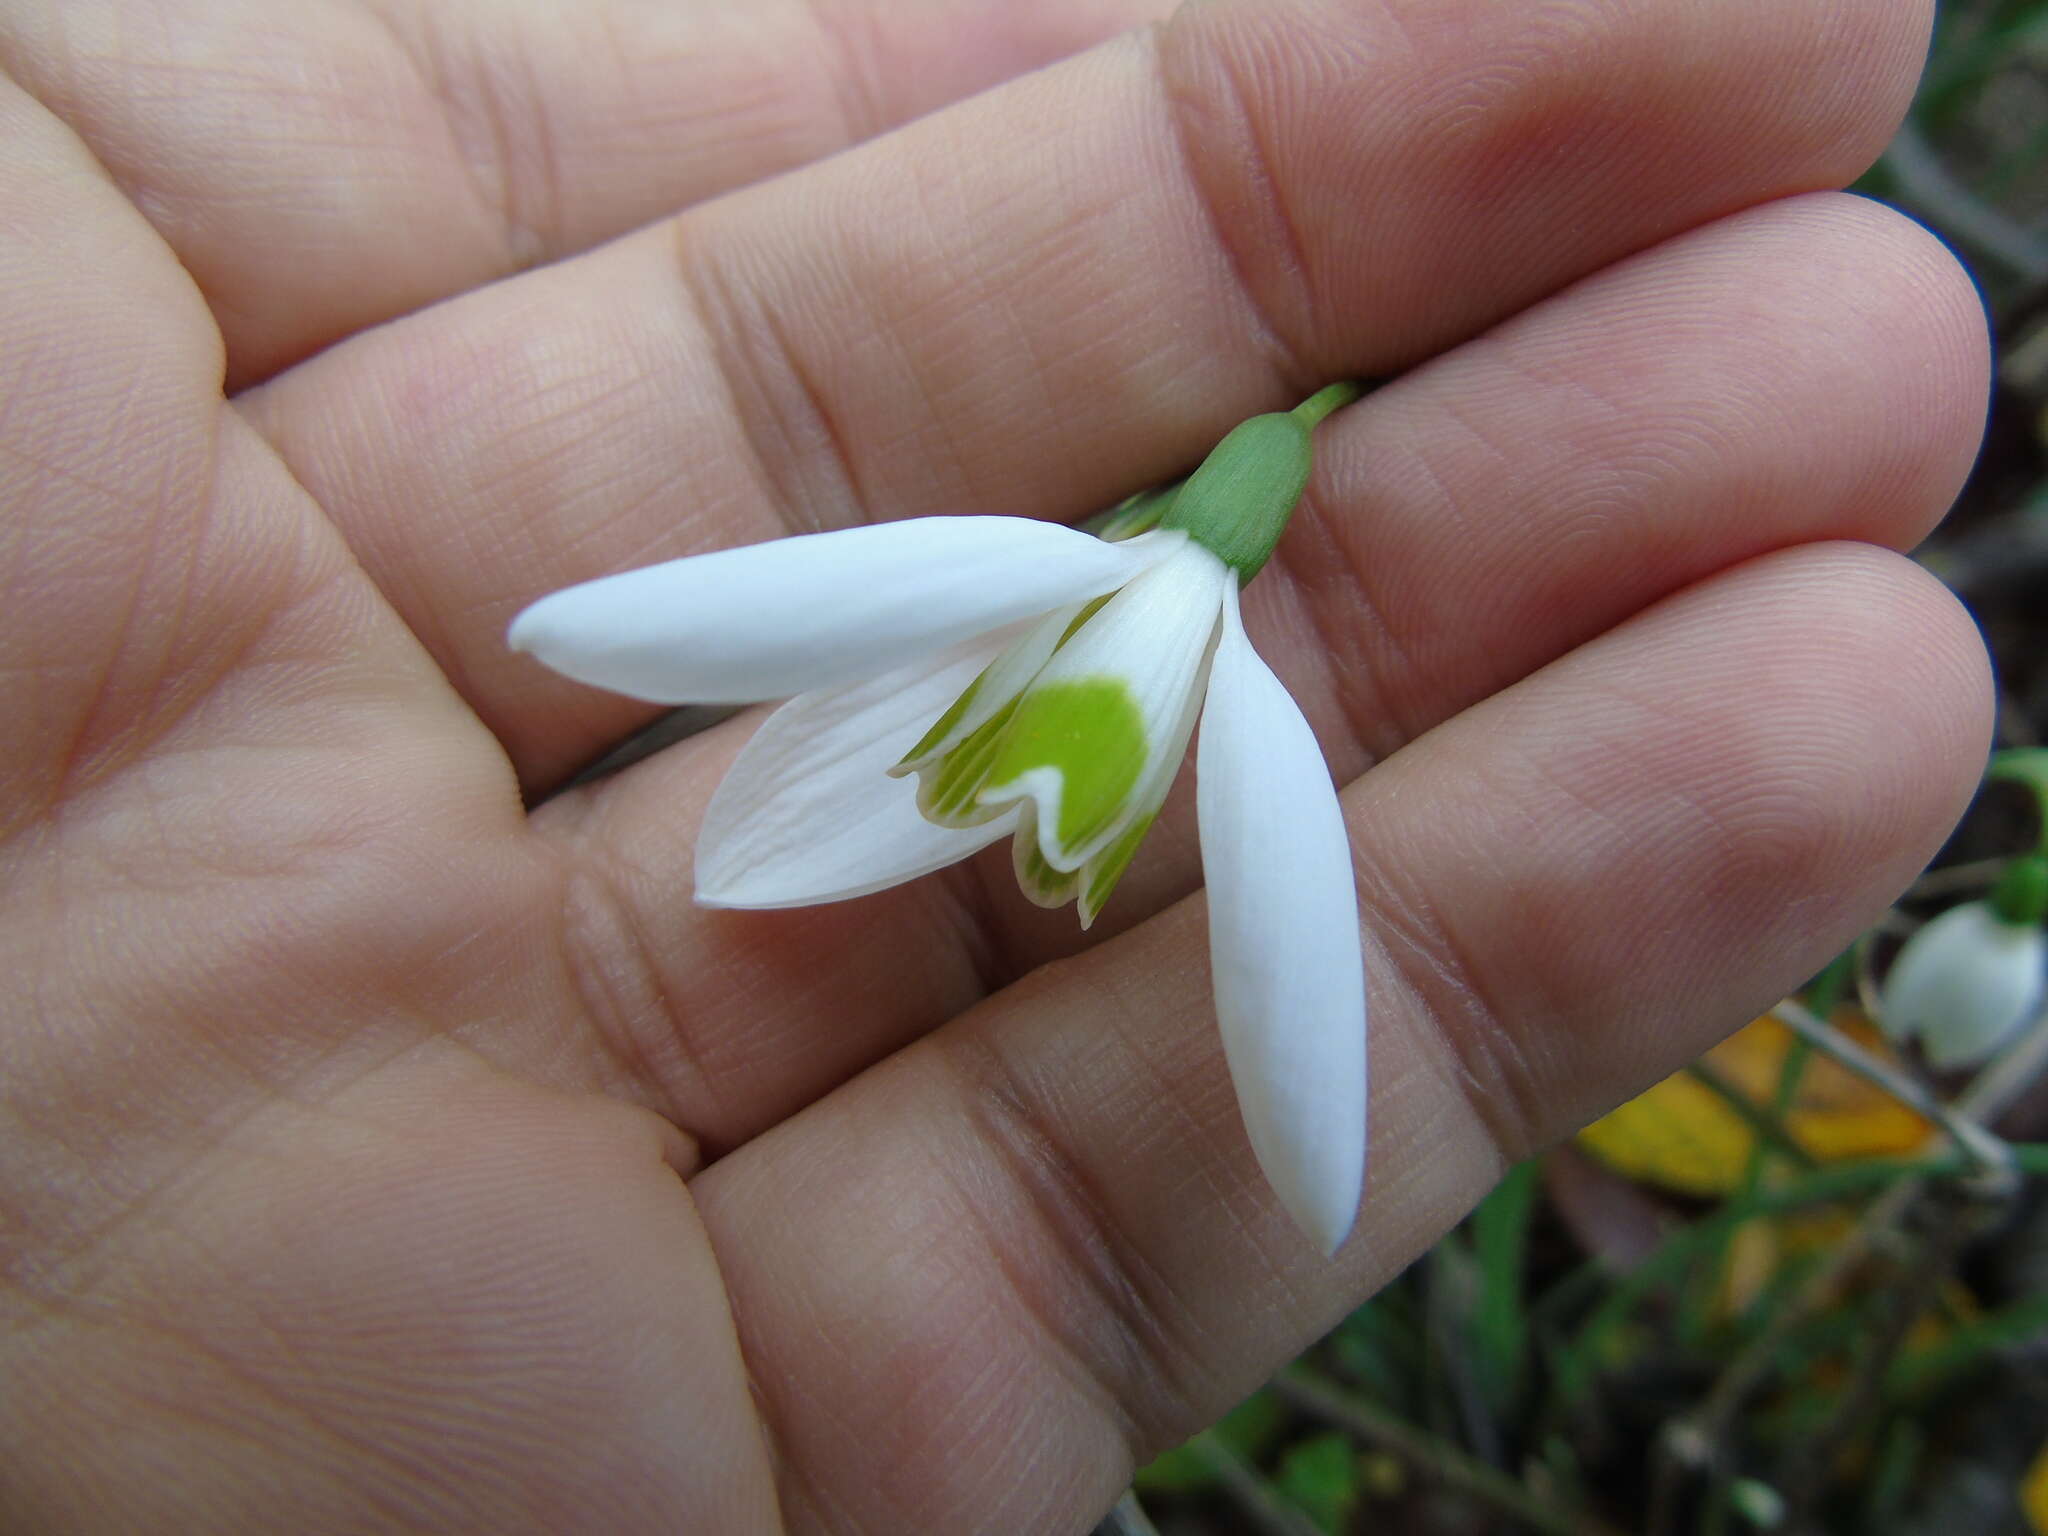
[979,678,1148,853]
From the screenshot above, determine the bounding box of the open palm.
[0,0,1994,1530]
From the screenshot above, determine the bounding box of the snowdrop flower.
[511,390,1368,1252]
[1880,857,2048,1069]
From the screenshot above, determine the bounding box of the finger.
[240,0,1932,785]
[0,69,296,815]
[0,63,555,1277]
[2,0,1170,387]
[689,544,1990,1534]
[499,195,1984,1149]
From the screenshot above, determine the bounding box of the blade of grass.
[1471,1161,1540,1423]
[1550,1149,2048,1409]
[1279,1369,1630,1536]
[1677,1050,1819,1351]
[1190,1431,1326,1536]
[1919,0,2048,125]
[1426,1237,1501,1465]
[1885,1289,2048,1396]
[1093,1491,1163,1536]
[1775,1199,1981,1522]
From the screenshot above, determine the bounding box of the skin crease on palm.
[0,0,1999,1528]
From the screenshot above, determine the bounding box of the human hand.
[0,1,1992,1530]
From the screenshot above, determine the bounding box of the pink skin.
[0,0,1991,1531]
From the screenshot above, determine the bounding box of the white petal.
[979,539,1231,870]
[510,518,1177,704]
[1196,583,1366,1255]
[695,634,1020,907]
[1881,902,2047,1069]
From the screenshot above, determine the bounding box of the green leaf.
[1992,855,2048,926]
[1989,749,2048,857]
[1861,1417,1923,1528]
[1470,1160,1538,1418]
[1276,1432,1364,1534]
[1549,1154,2017,1406]
[1132,1389,1285,1495]
[1887,1289,2048,1396]
[1331,1291,1422,1402]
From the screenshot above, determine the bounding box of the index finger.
[3,0,1170,385]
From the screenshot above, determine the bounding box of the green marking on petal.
[918,697,1022,825]
[897,670,985,769]
[979,678,1147,853]
[1058,594,1113,647]
[1078,812,1155,928]
[899,593,1114,779]
[1013,815,1081,909]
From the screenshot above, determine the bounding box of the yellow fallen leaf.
[1577,1013,1934,1197]
[2024,1438,2048,1534]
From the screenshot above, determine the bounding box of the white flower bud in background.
[1880,855,2048,1069]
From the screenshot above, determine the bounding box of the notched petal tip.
[1010,806,1082,911]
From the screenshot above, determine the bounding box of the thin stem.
[1776,1201,1978,1524]
[1768,1000,2014,1185]
[1666,1230,1859,1534]
[1804,949,1856,1018]
[1278,1370,1627,1536]
[1670,1004,2048,1528]
[1955,993,2048,1124]
[1907,855,2013,900]
[1188,1432,1324,1536]
[1291,381,1365,429]
[1684,1059,1818,1173]
[1091,1491,1163,1536]
[560,704,735,789]
[1852,927,1888,1035]
[1882,122,2048,283]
